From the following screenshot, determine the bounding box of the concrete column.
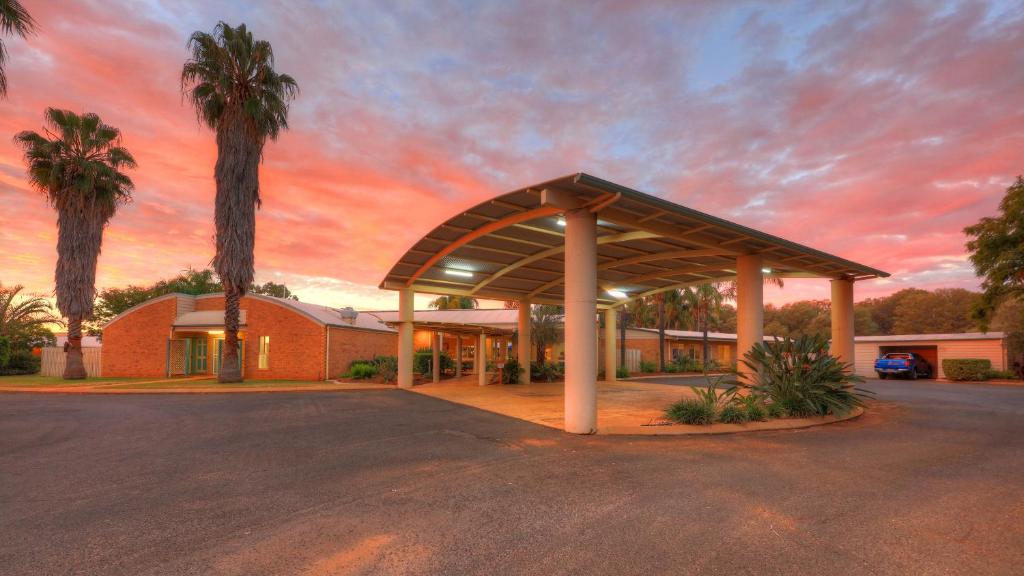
[431,331,441,383]
[455,336,463,378]
[518,300,531,384]
[736,254,764,377]
[604,308,617,382]
[478,331,487,386]
[564,207,598,434]
[397,288,415,388]
[831,278,855,369]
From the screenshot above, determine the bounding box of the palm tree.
[429,295,478,310]
[15,109,136,378]
[0,283,60,341]
[531,305,562,363]
[181,22,298,383]
[682,283,726,366]
[0,0,35,98]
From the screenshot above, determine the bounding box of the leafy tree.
[0,0,35,97]
[182,22,298,382]
[990,296,1024,373]
[0,283,58,351]
[152,267,222,295]
[429,295,478,309]
[251,281,298,300]
[763,300,831,338]
[890,288,980,334]
[531,304,562,363]
[15,109,136,378]
[965,176,1024,324]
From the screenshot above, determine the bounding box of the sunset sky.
[1,0,1022,311]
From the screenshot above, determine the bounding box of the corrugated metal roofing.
[380,172,889,307]
[855,332,1006,342]
[367,308,519,327]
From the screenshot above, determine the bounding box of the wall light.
[445,269,474,278]
[607,288,628,299]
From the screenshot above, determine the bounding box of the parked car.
[875,352,932,379]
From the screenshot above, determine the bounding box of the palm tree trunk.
[657,299,666,371]
[536,341,546,364]
[219,284,243,383]
[63,314,86,379]
[701,305,710,369]
[619,308,626,369]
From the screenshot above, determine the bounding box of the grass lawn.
[0,375,139,388]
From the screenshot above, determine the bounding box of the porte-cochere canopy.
[380,173,889,306]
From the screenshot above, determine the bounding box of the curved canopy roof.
[380,173,889,308]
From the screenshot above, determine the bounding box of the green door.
[213,339,243,375]
[192,338,208,374]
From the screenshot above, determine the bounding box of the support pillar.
[518,299,531,384]
[431,331,441,383]
[604,308,617,382]
[736,254,764,378]
[455,336,463,378]
[564,207,598,434]
[831,278,855,368]
[397,288,415,388]
[478,331,487,386]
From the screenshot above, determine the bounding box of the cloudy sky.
[1,0,1022,310]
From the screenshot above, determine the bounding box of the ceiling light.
[761,268,772,274]
[607,289,628,299]
[444,269,474,278]
[556,218,566,227]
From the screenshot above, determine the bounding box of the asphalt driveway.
[1,380,1022,575]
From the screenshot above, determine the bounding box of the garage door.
[879,345,938,378]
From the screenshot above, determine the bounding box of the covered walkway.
[381,173,888,433]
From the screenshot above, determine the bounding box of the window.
[258,336,270,369]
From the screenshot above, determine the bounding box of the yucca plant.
[729,334,871,417]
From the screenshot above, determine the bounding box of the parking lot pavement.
[1,381,1022,575]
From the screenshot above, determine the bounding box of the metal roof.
[189,294,397,332]
[855,332,1006,343]
[380,173,888,307]
[367,309,518,335]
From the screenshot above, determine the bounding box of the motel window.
[258,336,270,369]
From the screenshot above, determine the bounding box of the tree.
[0,0,35,97]
[682,283,726,364]
[15,109,136,378]
[249,281,298,300]
[182,22,298,383]
[650,289,687,370]
[531,305,562,363]
[990,296,1024,375]
[890,288,980,334]
[0,283,59,350]
[965,176,1024,325]
[429,295,478,309]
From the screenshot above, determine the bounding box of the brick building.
[102,293,397,380]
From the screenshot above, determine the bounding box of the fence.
[40,347,102,377]
[625,349,641,373]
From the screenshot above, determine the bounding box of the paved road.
[1,381,1022,575]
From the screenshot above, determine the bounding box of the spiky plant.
[14,109,136,378]
[729,334,872,417]
[181,22,298,382]
[0,0,35,97]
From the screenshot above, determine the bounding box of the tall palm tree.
[181,22,298,383]
[0,0,35,98]
[15,109,136,378]
[683,283,726,366]
[429,295,478,310]
[531,305,562,363]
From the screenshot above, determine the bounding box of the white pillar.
[397,288,415,388]
[478,331,487,386]
[604,308,617,382]
[564,207,598,434]
[431,331,441,383]
[518,299,531,384]
[831,278,855,369]
[456,336,463,378]
[736,254,764,378]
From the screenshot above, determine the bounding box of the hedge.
[941,359,992,381]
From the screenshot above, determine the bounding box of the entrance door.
[192,338,208,374]
[212,339,244,375]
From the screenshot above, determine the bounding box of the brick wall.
[232,297,326,380]
[327,326,397,378]
[102,296,177,377]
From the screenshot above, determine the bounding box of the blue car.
[875,352,932,379]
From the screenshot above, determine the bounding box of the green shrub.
[0,350,40,376]
[532,361,562,382]
[665,399,715,425]
[718,404,749,424]
[374,355,398,383]
[615,366,630,379]
[942,359,992,381]
[985,369,1017,380]
[765,401,786,419]
[414,348,453,376]
[663,362,680,373]
[640,360,657,373]
[728,334,871,417]
[346,362,377,379]
[501,359,521,384]
[670,356,701,372]
[734,394,767,421]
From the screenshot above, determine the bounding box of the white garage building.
[854,333,1008,379]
